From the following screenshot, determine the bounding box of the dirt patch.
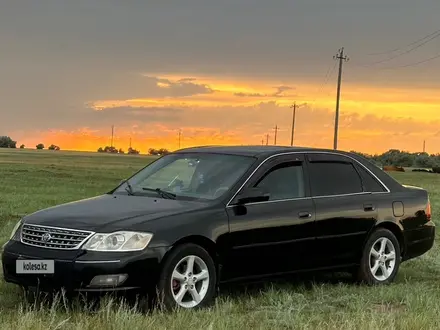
[371,302,407,313]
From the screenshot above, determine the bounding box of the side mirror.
[236,187,270,205]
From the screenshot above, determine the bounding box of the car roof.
[173,145,405,193]
[174,145,350,158]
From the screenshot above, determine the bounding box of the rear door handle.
[298,211,312,219]
[363,204,375,212]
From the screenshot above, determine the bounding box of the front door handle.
[364,204,375,212]
[298,211,312,219]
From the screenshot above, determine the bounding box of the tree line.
[349,149,440,169]
[3,135,440,167]
[0,136,60,150]
[0,136,170,155]
[96,146,169,155]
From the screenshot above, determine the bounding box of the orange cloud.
[90,74,440,120]
[15,107,440,155]
[13,73,440,155]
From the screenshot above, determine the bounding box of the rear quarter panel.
[374,186,434,260]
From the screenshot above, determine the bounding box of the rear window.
[308,161,363,196]
[354,163,387,192]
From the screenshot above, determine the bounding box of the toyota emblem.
[41,232,52,243]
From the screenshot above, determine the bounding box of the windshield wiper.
[142,187,176,199]
[123,180,134,196]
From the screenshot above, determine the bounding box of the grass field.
[1,148,440,329]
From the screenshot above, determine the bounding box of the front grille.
[21,224,94,250]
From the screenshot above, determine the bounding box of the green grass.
[1,148,440,329]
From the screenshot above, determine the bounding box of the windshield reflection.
[114,153,256,201]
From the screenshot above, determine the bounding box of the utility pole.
[333,47,349,150]
[129,137,132,149]
[273,125,278,145]
[261,138,264,145]
[290,102,307,146]
[290,103,297,147]
[266,134,269,145]
[423,140,426,153]
[178,129,181,149]
[111,125,114,148]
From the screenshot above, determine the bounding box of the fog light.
[89,274,128,288]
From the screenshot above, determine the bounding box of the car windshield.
[114,153,256,201]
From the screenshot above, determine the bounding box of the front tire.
[157,243,217,310]
[357,228,401,285]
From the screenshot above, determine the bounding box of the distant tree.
[127,147,140,155]
[415,153,437,168]
[118,148,125,154]
[104,146,118,153]
[346,149,440,170]
[349,150,371,160]
[97,146,119,153]
[148,148,170,156]
[148,148,158,155]
[0,136,17,148]
[19,144,25,149]
[36,143,44,150]
[48,144,60,151]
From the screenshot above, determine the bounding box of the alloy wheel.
[170,255,210,308]
[369,237,397,281]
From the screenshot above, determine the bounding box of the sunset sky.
[1,0,440,154]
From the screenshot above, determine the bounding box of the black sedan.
[2,146,435,309]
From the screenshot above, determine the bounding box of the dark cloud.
[154,77,214,97]
[234,85,295,98]
[0,0,439,88]
[273,86,294,97]
[234,92,266,97]
[177,78,197,82]
[1,0,439,146]
[95,105,182,115]
[82,74,213,100]
[87,106,185,125]
[0,72,212,133]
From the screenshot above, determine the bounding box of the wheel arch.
[368,221,406,256]
[160,235,221,270]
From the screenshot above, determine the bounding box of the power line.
[310,61,337,104]
[368,28,440,56]
[361,30,440,66]
[380,52,440,69]
[317,62,337,95]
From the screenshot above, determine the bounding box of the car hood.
[22,194,209,231]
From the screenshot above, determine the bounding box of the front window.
[114,153,256,201]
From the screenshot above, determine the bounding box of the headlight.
[81,231,153,252]
[10,219,22,241]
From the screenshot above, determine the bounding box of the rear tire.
[356,228,401,285]
[156,243,217,310]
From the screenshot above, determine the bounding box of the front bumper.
[2,240,169,292]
